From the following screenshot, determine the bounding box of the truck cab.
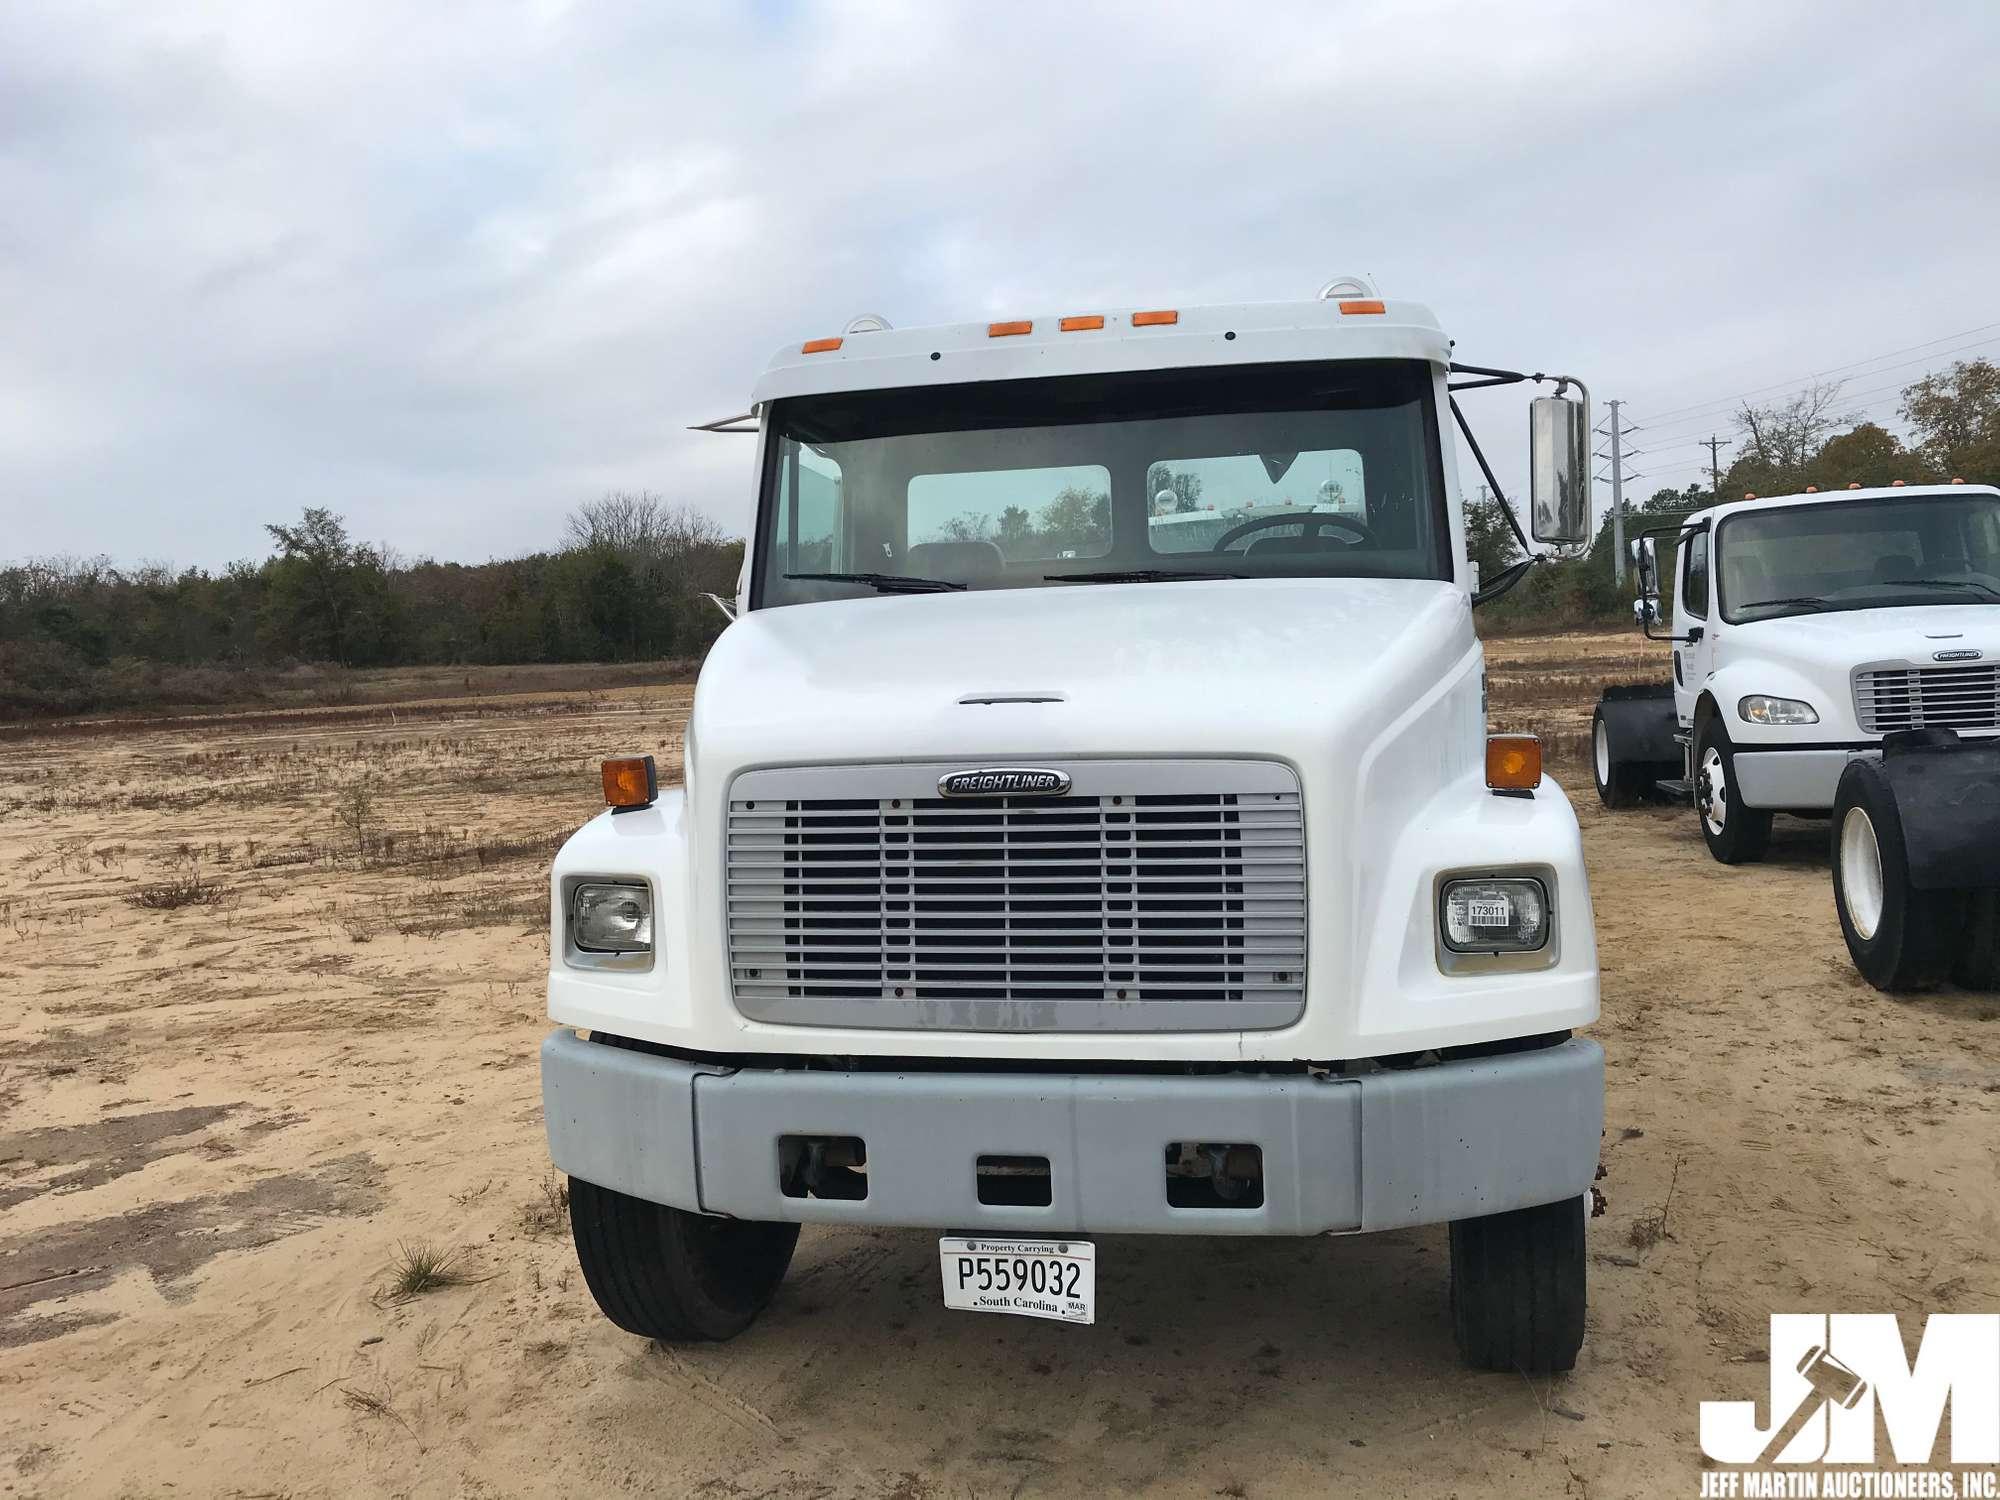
[541,284,1606,1373]
[1600,483,2000,863]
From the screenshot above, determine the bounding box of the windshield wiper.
[1737,595,1831,614]
[1879,577,2000,599]
[1044,568,1248,585]
[785,571,965,594]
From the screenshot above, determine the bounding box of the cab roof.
[751,297,1451,407]
[1684,482,2000,532]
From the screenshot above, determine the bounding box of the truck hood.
[1733,604,2000,668]
[687,578,1475,782]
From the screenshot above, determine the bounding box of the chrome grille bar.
[1854,664,2000,733]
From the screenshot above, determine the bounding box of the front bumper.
[542,1032,1603,1236]
[1731,746,1870,809]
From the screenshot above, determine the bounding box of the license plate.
[1467,898,1512,928]
[938,1237,1095,1325]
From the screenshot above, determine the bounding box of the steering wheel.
[1211,511,1379,552]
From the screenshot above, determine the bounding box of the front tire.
[1832,759,1963,993]
[1450,1195,1586,1374]
[569,1177,799,1342]
[1694,720,1772,864]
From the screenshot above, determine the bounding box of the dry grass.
[519,1176,570,1237]
[380,1242,474,1303]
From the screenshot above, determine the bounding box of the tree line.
[0,492,743,718]
[1473,357,2000,629]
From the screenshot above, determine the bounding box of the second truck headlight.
[1440,877,1550,954]
[1738,694,1819,726]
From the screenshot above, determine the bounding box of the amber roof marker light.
[987,320,1033,337]
[1131,310,1179,327]
[801,337,843,354]
[1338,299,1387,315]
[1059,314,1105,332]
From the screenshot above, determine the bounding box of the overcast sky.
[4,1,1997,569]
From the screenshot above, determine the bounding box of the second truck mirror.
[1528,396,1590,546]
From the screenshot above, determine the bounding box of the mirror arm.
[1471,555,1539,608]
[1448,397,1533,555]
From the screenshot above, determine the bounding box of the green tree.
[260,508,395,664]
[1463,493,1521,584]
[1807,423,1922,491]
[1901,358,2000,484]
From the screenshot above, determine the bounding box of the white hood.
[687,577,1476,783]
[1734,603,2000,668]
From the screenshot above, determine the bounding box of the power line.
[1626,318,2000,427]
[1624,331,2000,446]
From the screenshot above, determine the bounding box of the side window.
[774,444,842,575]
[1682,531,1710,619]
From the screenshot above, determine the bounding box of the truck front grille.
[1854,664,2000,733]
[724,760,1306,1032]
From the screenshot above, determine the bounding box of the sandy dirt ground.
[3,635,1997,1499]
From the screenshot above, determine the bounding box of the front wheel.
[1694,721,1772,864]
[569,1177,799,1341]
[1449,1195,1585,1374]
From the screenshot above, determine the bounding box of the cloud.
[1,0,1996,566]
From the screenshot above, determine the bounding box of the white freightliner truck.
[541,281,1607,1372]
[1592,482,2000,991]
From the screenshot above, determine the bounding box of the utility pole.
[1605,401,1627,584]
[1704,435,1731,501]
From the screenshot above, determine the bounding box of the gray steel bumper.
[541,1032,1603,1236]
[1732,747,1869,810]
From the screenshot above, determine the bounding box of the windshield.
[1717,492,2000,623]
[753,360,1448,606]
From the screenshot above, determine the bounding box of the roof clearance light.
[1848,482,1862,489]
[988,320,1032,337]
[1485,735,1543,792]
[1059,314,1105,332]
[1744,492,1757,500]
[1338,299,1387,315]
[801,337,843,354]
[1952,477,1966,484]
[1892,479,1906,487]
[1131,310,1179,327]
[1805,485,1819,492]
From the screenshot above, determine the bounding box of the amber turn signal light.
[602,756,658,811]
[1485,736,1542,792]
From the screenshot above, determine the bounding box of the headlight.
[571,881,652,954]
[1440,876,1550,954]
[1738,694,1819,726]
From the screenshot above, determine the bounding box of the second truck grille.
[1854,663,2000,733]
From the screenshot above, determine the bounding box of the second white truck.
[1593,481,2000,989]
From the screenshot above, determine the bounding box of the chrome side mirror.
[1633,597,1659,625]
[1632,536,1658,595]
[1528,394,1590,546]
